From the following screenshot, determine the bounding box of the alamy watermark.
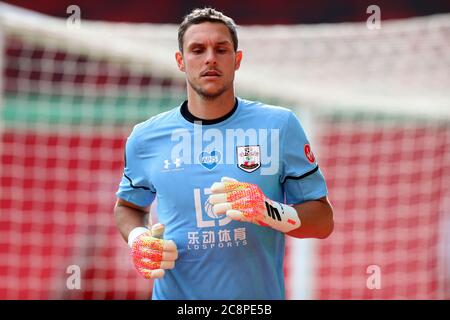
[366,5,381,30]
[170,123,280,175]
[66,5,81,30]
[366,264,381,290]
[66,264,81,290]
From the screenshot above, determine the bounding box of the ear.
[175,51,185,72]
[234,50,243,71]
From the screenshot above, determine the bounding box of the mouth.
[201,70,221,77]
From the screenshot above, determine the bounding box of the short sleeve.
[116,128,156,207]
[281,112,328,204]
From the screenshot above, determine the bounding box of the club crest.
[237,145,261,173]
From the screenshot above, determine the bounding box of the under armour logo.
[163,158,183,170]
[164,160,170,169]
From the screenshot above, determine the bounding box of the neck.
[186,88,236,120]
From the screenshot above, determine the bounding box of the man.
[115,8,333,300]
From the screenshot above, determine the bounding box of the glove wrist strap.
[127,226,149,248]
[266,201,301,233]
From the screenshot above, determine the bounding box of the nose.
[205,48,217,65]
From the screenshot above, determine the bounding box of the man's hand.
[208,177,301,233]
[129,223,178,279]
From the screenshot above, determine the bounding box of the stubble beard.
[187,77,231,101]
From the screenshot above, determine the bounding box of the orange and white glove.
[208,177,301,233]
[128,223,178,279]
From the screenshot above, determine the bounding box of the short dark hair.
[178,8,238,53]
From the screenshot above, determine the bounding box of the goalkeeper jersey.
[116,97,328,300]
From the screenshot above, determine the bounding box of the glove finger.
[213,193,267,216]
[139,268,165,279]
[226,209,244,221]
[227,209,266,226]
[208,193,228,205]
[210,177,239,193]
[135,248,178,262]
[150,269,165,279]
[211,181,227,193]
[135,246,163,261]
[211,180,248,193]
[151,223,165,239]
[133,236,175,254]
[213,202,233,215]
[221,176,238,183]
[135,257,161,270]
[162,250,178,261]
[138,258,176,270]
[230,197,266,216]
[163,239,177,252]
[160,260,175,270]
[209,187,257,204]
[134,234,164,251]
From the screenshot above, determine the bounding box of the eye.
[217,48,228,54]
[191,48,204,54]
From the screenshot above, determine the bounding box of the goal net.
[1,3,449,299]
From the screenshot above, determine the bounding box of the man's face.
[176,22,242,100]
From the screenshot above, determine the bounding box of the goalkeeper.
[114,7,334,300]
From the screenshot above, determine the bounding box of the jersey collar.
[180,98,239,125]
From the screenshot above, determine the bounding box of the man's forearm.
[287,197,334,239]
[114,200,149,243]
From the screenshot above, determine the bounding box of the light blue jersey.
[116,97,328,300]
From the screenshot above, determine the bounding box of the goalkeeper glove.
[208,177,301,233]
[128,223,178,279]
